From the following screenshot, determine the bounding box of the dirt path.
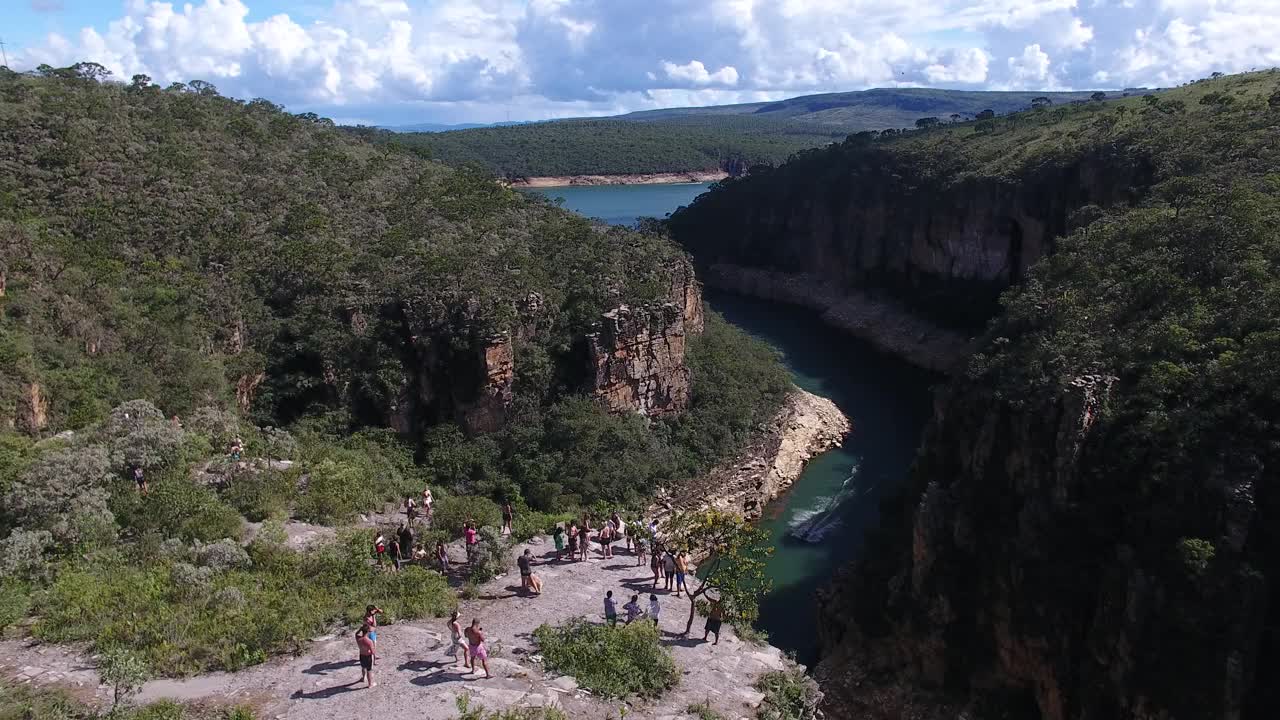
[1,535,790,720]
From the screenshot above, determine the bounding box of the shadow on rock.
[301,659,358,676]
[290,682,364,700]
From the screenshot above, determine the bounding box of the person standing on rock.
[502,502,514,536]
[465,619,492,679]
[578,519,591,561]
[599,522,614,559]
[651,542,663,587]
[436,540,450,575]
[463,521,478,566]
[604,590,618,626]
[389,535,403,572]
[634,532,647,567]
[518,548,541,595]
[398,523,414,561]
[553,524,566,561]
[446,611,469,669]
[663,548,677,592]
[649,594,661,628]
[703,598,724,645]
[356,625,376,688]
[374,533,388,570]
[623,594,642,624]
[422,485,434,523]
[363,605,383,645]
[404,495,418,525]
[567,522,580,562]
[674,550,689,598]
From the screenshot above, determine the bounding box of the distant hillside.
[366,87,1131,179]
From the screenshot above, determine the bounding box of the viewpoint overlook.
[3,3,1280,720]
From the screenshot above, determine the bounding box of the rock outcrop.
[586,303,691,417]
[16,382,49,434]
[656,388,851,522]
[814,375,1272,720]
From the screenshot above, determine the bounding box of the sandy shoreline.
[511,170,728,188]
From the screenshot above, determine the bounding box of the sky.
[5,0,1280,126]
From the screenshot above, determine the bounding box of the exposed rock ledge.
[656,388,851,522]
[511,171,728,188]
[706,264,975,374]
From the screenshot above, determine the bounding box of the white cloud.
[661,60,740,86]
[9,0,1280,122]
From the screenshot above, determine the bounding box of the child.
[553,525,566,561]
[648,594,661,627]
[623,594,642,624]
[604,590,617,626]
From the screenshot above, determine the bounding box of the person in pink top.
[463,520,479,566]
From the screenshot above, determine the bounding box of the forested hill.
[352,87,1108,179]
[671,69,1280,718]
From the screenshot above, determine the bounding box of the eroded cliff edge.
[656,388,851,522]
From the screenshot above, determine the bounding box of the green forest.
[358,88,1108,179]
[0,64,788,679]
[670,69,1280,716]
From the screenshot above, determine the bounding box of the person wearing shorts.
[674,551,688,598]
[356,625,375,688]
[446,611,469,668]
[132,466,147,495]
[568,523,580,561]
[663,550,676,591]
[651,544,662,587]
[553,525,565,561]
[465,619,491,678]
[604,590,617,626]
[502,503,514,536]
[703,599,724,645]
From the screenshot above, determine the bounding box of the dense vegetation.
[0,63,789,680]
[1,681,258,720]
[361,88,1106,179]
[672,68,1280,716]
[532,618,678,698]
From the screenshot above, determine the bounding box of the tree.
[914,117,940,129]
[1091,91,1107,102]
[949,113,963,122]
[70,62,111,82]
[189,80,219,96]
[129,74,152,91]
[976,108,996,120]
[1031,96,1052,108]
[99,647,149,709]
[663,510,772,635]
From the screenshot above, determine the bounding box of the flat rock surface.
[1,536,793,719]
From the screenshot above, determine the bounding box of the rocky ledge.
[706,264,975,374]
[510,171,728,188]
[657,388,851,522]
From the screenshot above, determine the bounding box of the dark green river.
[531,183,938,664]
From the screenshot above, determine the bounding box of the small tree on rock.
[663,509,773,635]
[99,647,149,710]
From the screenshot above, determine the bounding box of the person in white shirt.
[648,594,660,628]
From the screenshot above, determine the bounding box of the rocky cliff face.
[355,258,705,438]
[670,145,1153,340]
[814,375,1274,720]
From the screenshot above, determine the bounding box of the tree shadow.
[397,659,448,672]
[409,669,472,688]
[661,635,708,648]
[301,659,358,676]
[478,591,519,601]
[290,682,364,700]
[602,563,635,571]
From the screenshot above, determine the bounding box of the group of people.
[356,607,492,687]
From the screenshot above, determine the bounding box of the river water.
[530,183,937,664]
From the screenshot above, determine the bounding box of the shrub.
[0,528,53,581]
[208,586,247,610]
[453,694,567,720]
[532,617,678,698]
[109,424,187,473]
[434,495,502,537]
[5,446,115,544]
[103,400,166,440]
[754,668,822,720]
[734,623,770,647]
[294,459,371,524]
[1177,537,1216,578]
[688,701,727,720]
[170,562,214,599]
[511,509,574,543]
[186,406,241,449]
[220,467,295,521]
[99,646,150,709]
[259,426,297,461]
[113,475,242,543]
[468,525,509,584]
[196,539,252,572]
[0,580,32,631]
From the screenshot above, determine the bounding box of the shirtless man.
[356,625,376,687]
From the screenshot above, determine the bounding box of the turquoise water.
[526,182,713,226]
[541,182,936,664]
[707,291,936,664]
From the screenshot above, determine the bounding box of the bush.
[0,580,32,631]
[434,495,502,538]
[186,407,241,450]
[294,459,372,524]
[113,475,242,543]
[33,533,455,676]
[170,562,214,599]
[5,446,115,544]
[532,617,678,698]
[99,646,150,709]
[0,528,53,581]
[196,539,252,572]
[754,668,822,720]
[468,526,509,584]
[511,509,574,543]
[103,400,166,440]
[220,467,296,521]
[109,424,187,473]
[259,426,297,461]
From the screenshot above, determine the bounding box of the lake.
[526,182,713,226]
[544,182,936,664]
